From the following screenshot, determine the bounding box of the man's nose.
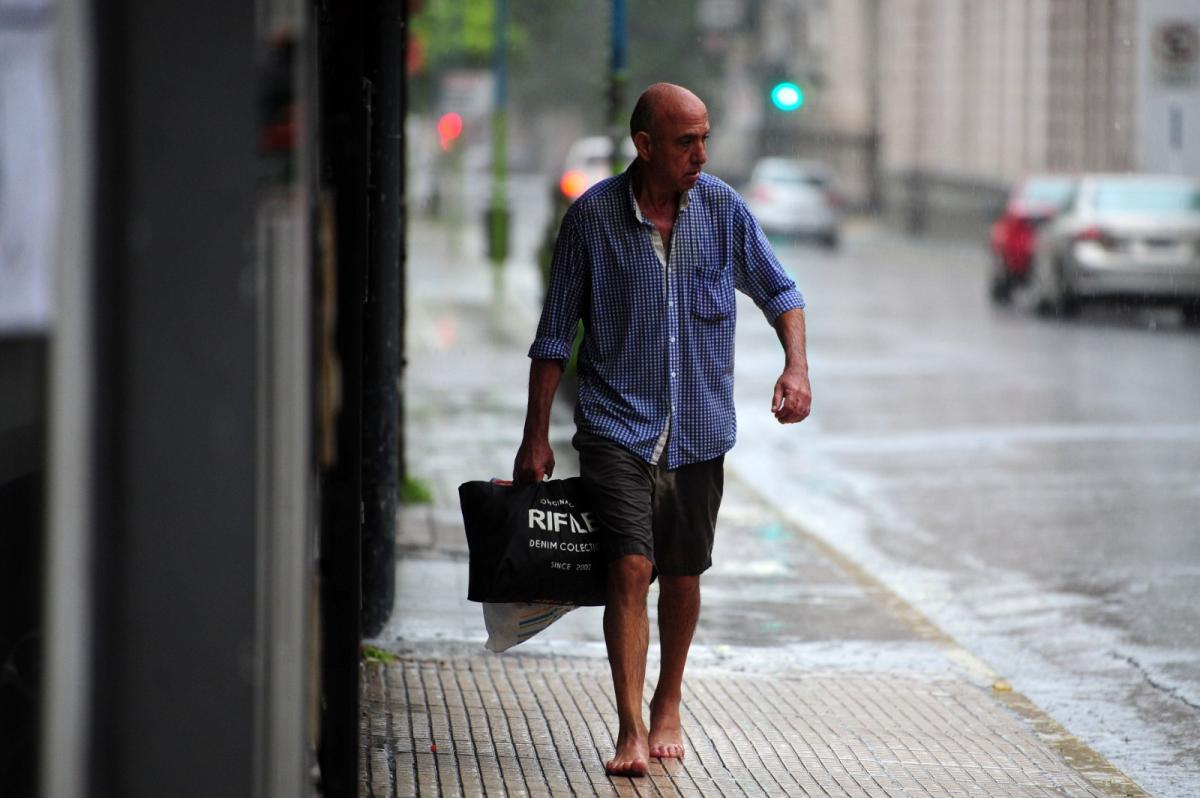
[694,141,707,164]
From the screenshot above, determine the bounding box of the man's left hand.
[771,368,811,424]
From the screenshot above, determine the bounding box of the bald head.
[630,83,707,140]
[628,83,710,196]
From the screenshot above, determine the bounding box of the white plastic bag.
[482,602,576,653]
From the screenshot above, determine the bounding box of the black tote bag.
[458,477,607,606]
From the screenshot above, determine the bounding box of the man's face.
[638,96,710,193]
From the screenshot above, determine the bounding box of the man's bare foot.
[648,700,685,759]
[605,726,650,777]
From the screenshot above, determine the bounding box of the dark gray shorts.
[573,429,724,577]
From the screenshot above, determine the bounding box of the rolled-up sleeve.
[529,211,589,363]
[734,202,805,323]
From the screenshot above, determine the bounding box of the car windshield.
[763,172,826,187]
[755,162,828,187]
[1089,182,1200,213]
[1019,177,1075,205]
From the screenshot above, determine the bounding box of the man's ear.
[633,131,652,161]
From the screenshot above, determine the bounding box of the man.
[513,83,811,777]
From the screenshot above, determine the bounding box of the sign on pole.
[1152,19,1200,86]
[1137,2,1200,176]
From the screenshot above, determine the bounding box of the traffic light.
[437,112,463,151]
[769,81,804,112]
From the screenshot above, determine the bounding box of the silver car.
[744,157,842,249]
[1030,173,1200,322]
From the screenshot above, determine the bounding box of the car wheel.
[989,271,1013,304]
[1052,258,1081,318]
[1182,302,1200,328]
[819,232,839,250]
[1034,293,1073,317]
[1057,293,1081,318]
[1029,252,1056,316]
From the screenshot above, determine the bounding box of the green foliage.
[400,475,435,505]
[412,0,529,69]
[412,0,495,66]
[361,644,397,664]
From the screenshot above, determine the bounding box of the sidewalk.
[361,218,1146,797]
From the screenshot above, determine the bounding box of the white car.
[556,135,637,202]
[1030,173,1200,322]
[744,157,842,249]
[539,135,638,287]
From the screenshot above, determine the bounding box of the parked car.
[556,135,637,203]
[989,174,1076,302]
[538,135,637,286]
[1029,173,1200,322]
[744,157,842,249]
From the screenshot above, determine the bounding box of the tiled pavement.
[360,651,1122,797]
[360,219,1147,797]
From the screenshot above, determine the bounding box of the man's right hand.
[515,358,565,483]
[513,436,555,483]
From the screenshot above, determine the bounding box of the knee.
[658,575,700,602]
[608,554,653,599]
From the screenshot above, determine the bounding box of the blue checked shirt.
[529,168,805,469]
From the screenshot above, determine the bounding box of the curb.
[723,467,1150,798]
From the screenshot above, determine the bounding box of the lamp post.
[609,0,628,176]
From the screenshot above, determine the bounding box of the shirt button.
[669,336,676,343]
[671,371,676,379]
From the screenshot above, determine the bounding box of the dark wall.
[89,1,259,795]
[0,340,46,798]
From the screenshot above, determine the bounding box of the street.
[730,225,1200,798]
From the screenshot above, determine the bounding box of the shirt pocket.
[692,266,735,321]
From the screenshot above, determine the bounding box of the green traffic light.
[770,82,804,112]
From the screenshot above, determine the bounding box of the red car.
[990,175,1076,302]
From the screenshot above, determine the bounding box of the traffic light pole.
[609,0,628,176]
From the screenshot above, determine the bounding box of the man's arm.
[770,308,811,424]
[513,358,565,482]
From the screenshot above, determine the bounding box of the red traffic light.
[437,112,463,151]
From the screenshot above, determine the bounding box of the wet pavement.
[360,210,1153,797]
[730,229,1200,797]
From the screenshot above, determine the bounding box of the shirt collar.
[626,164,692,225]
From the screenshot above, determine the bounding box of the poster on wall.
[0,3,58,335]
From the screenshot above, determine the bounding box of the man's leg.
[603,554,654,776]
[649,574,700,758]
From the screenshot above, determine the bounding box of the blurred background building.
[872,0,1195,233]
[879,0,1140,232]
